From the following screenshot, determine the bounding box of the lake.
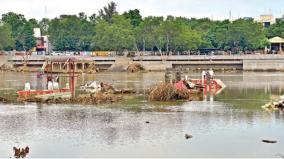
[0,71,284,158]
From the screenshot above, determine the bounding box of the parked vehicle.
[51,52,63,56]
[65,52,72,56]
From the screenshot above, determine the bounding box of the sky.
[0,0,284,20]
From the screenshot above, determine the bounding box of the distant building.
[243,17,254,21]
[33,28,51,54]
[257,14,275,28]
[33,28,41,38]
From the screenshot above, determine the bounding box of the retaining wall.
[243,59,284,71]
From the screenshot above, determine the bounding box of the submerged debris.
[80,81,136,95]
[262,140,277,143]
[127,63,144,73]
[22,92,122,105]
[0,63,15,71]
[148,82,191,101]
[13,146,29,158]
[0,96,11,103]
[185,134,193,139]
[262,100,284,112]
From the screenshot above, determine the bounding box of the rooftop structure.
[268,36,284,54]
[258,14,275,28]
[33,28,51,53]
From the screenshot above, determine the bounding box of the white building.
[33,28,51,54]
[257,14,276,28]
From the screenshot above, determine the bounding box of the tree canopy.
[47,14,94,51]
[94,15,134,51]
[0,23,14,50]
[1,12,35,51]
[123,9,142,28]
[0,1,283,53]
[266,20,284,39]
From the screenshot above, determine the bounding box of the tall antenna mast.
[229,10,232,21]
[44,5,47,19]
[269,8,272,15]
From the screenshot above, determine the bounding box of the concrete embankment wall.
[172,61,243,70]
[138,61,172,71]
[0,56,8,66]
[7,55,284,72]
[243,59,284,71]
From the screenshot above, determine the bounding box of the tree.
[89,13,98,24]
[157,16,203,52]
[206,20,230,48]
[98,1,118,23]
[48,14,94,51]
[266,20,284,39]
[1,12,26,38]
[0,23,14,50]
[39,18,49,35]
[135,16,163,51]
[94,15,134,51]
[1,12,35,51]
[18,23,36,51]
[210,19,268,52]
[123,9,142,27]
[28,18,39,28]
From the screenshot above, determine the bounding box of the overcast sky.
[1,0,284,20]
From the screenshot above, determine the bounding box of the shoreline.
[4,54,284,72]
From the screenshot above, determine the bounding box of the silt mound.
[148,82,190,101]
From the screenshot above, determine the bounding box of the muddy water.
[0,71,284,157]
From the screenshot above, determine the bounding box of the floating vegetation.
[127,63,144,73]
[148,82,191,101]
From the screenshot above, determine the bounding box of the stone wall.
[243,59,284,71]
[139,61,172,71]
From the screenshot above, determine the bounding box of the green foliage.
[1,1,281,52]
[123,9,142,27]
[98,1,118,23]
[28,18,39,28]
[48,14,94,51]
[1,12,35,51]
[208,19,268,52]
[0,23,14,50]
[16,22,36,51]
[266,20,284,39]
[157,16,203,52]
[39,18,49,35]
[135,16,203,52]
[135,16,163,51]
[94,15,134,51]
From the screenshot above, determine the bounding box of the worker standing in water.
[208,68,214,80]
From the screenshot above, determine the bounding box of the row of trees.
[0,1,283,52]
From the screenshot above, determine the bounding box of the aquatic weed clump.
[148,82,190,101]
[19,93,122,105]
[127,63,144,73]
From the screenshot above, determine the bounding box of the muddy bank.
[148,82,202,102]
[0,63,40,72]
[19,92,122,105]
[127,63,144,73]
[0,96,12,103]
